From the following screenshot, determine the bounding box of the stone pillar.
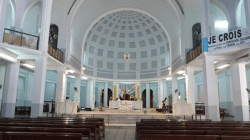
[74,74,81,107]
[1,60,20,118]
[201,0,210,38]
[163,81,167,104]
[30,56,48,118]
[146,83,150,108]
[186,67,196,115]
[103,82,108,107]
[203,53,220,121]
[136,81,141,101]
[39,0,53,52]
[0,63,6,110]
[172,76,178,104]
[0,0,8,42]
[55,70,67,113]
[158,80,164,108]
[89,79,95,110]
[230,62,249,121]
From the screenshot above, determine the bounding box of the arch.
[21,1,42,32]
[5,0,15,29]
[141,89,154,108]
[236,0,247,28]
[210,0,231,26]
[79,8,173,79]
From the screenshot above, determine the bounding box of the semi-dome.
[83,10,170,80]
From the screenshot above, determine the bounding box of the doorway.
[142,89,154,108]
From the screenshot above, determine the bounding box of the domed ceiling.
[83,10,170,80]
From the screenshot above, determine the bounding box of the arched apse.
[5,0,15,29]
[209,3,229,35]
[236,0,247,28]
[70,0,181,74]
[22,1,42,35]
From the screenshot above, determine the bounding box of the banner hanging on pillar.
[208,28,250,52]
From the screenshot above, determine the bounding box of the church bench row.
[0,131,82,140]
[139,134,250,140]
[0,117,105,138]
[0,127,90,140]
[136,120,250,140]
[0,122,99,140]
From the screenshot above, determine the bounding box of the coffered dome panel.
[83,10,170,80]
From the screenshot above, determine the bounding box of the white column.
[39,0,53,52]
[0,64,6,110]
[89,79,95,110]
[1,60,20,118]
[30,56,48,118]
[172,76,178,104]
[203,53,220,121]
[230,62,249,121]
[186,67,196,115]
[74,74,81,107]
[86,80,90,108]
[55,70,67,114]
[146,83,150,108]
[103,82,108,107]
[0,0,8,42]
[201,0,210,38]
[158,80,164,108]
[163,81,167,104]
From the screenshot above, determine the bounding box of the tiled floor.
[103,126,136,140]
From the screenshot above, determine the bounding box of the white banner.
[208,28,250,52]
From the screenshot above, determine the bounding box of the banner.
[208,28,250,52]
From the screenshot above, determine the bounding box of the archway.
[100,88,113,107]
[141,89,154,108]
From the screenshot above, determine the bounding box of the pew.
[0,126,91,140]
[3,132,82,140]
[0,123,99,140]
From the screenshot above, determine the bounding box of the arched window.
[209,4,228,35]
[5,0,15,29]
[236,0,247,28]
[192,23,202,48]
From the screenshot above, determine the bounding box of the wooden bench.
[2,118,105,138]
[3,132,82,140]
[0,123,99,140]
[139,134,220,140]
[0,126,91,140]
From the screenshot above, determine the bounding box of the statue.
[162,97,167,113]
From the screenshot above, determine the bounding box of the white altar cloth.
[109,100,142,110]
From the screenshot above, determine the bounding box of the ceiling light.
[166,77,172,81]
[177,70,185,75]
[82,67,86,70]
[214,61,218,64]
[82,76,88,80]
[215,20,228,29]
[67,70,75,74]
[217,64,230,69]
[22,64,35,69]
[0,53,16,62]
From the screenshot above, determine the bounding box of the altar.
[109,100,142,110]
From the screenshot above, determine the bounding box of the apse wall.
[71,0,182,76]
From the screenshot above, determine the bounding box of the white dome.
[83,10,170,80]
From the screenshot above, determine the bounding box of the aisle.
[103,126,136,140]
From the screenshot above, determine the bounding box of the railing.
[3,28,39,50]
[48,43,64,63]
[186,45,202,63]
